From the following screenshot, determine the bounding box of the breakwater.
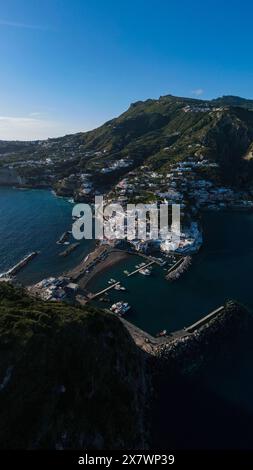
[186,305,225,333]
[0,252,38,278]
[59,243,80,257]
[166,256,192,281]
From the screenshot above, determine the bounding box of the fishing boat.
[110,301,131,315]
[139,267,152,276]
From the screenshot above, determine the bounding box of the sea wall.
[154,301,251,374]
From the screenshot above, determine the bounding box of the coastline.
[66,245,132,290]
[83,250,130,290]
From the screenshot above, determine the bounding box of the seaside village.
[26,155,253,313]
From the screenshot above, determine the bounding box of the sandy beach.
[66,245,131,290]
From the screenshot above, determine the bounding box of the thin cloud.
[0,19,49,31]
[0,116,39,123]
[29,112,44,117]
[0,115,62,140]
[192,88,204,97]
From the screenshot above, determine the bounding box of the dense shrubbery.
[0,283,146,449]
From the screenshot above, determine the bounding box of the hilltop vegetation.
[0,283,147,449]
[2,94,253,191]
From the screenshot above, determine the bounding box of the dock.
[127,261,155,277]
[59,243,80,257]
[185,305,225,333]
[136,253,167,266]
[57,231,70,244]
[88,258,156,300]
[0,252,38,278]
[166,258,184,275]
[91,282,121,299]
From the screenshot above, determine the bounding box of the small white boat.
[114,284,126,291]
[110,301,131,315]
[139,268,152,276]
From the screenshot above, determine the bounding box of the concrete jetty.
[0,252,38,278]
[59,243,80,257]
[166,256,192,281]
[185,305,225,333]
[127,261,155,277]
[166,258,184,275]
[90,282,121,299]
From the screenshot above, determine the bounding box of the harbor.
[86,209,253,336]
[1,189,253,337]
[127,261,156,277]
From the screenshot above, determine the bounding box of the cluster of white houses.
[113,157,253,211]
[183,105,225,113]
[28,277,78,301]
[101,158,133,174]
[104,156,253,255]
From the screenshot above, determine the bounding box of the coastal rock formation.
[0,168,26,186]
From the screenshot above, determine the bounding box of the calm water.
[89,210,253,336]
[0,187,93,284]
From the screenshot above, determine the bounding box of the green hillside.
[2,94,253,188]
[0,283,147,449]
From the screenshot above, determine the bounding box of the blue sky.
[0,0,253,140]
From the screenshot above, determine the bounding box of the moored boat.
[110,301,131,315]
[139,267,152,276]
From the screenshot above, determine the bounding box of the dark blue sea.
[0,187,93,284]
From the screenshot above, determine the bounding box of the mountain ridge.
[1,93,253,192]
